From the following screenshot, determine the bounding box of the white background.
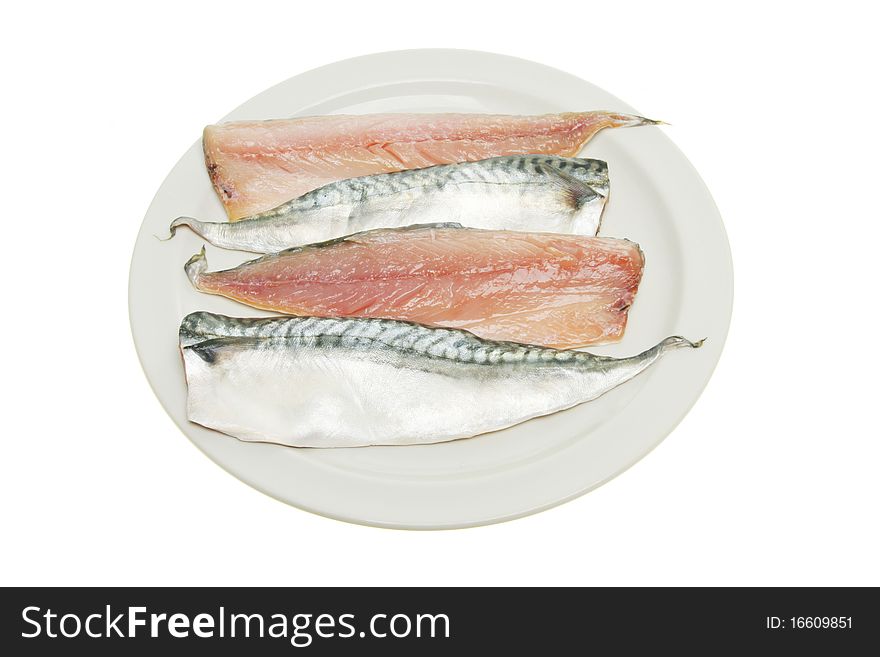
[2,1,877,586]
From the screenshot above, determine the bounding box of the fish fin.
[185,335,275,363]
[184,246,208,286]
[534,162,601,210]
[187,341,220,363]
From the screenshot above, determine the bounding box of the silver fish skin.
[169,156,609,253]
[179,312,702,447]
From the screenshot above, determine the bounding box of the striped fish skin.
[179,312,703,447]
[203,111,659,219]
[169,156,609,253]
[184,225,645,349]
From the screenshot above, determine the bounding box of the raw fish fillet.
[179,312,703,447]
[184,225,645,348]
[171,156,609,253]
[204,111,659,219]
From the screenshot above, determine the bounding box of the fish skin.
[179,311,703,447]
[203,111,659,219]
[184,225,645,349]
[170,156,609,253]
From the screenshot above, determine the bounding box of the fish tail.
[658,336,706,351]
[162,216,201,241]
[607,113,667,128]
[184,246,208,287]
[622,336,704,376]
[533,162,600,210]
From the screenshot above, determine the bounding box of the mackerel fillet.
[180,312,703,447]
[184,225,645,348]
[172,156,609,253]
[204,111,658,219]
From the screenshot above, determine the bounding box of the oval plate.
[129,49,732,529]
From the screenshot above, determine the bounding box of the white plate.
[129,49,732,529]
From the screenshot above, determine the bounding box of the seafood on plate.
[170,156,609,253]
[184,224,645,348]
[180,311,703,447]
[204,111,659,219]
